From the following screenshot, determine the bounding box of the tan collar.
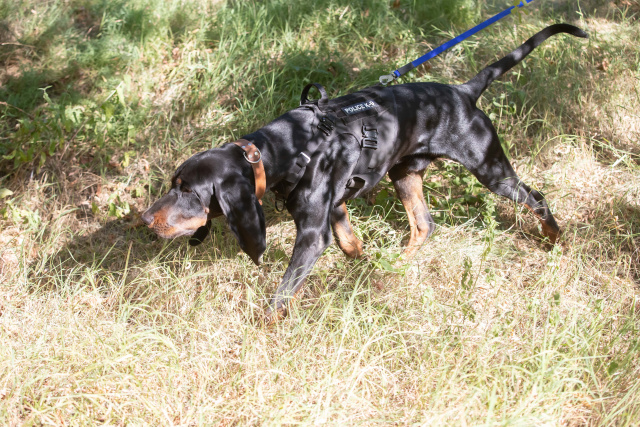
[233,139,266,204]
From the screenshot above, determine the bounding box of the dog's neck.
[236,132,281,192]
[240,107,318,192]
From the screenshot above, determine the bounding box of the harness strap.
[233,139,266,204]
[300,83,329,109]
[285,153,311,185]
[274,97,336,203]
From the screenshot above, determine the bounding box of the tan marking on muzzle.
[147,206,208,239]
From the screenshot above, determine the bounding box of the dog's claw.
[263,305,287,326]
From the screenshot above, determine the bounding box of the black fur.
[142,24,587,320]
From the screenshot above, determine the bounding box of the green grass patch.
[1,0,639,424]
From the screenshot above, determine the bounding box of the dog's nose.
[141,210,154,226]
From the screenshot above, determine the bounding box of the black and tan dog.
[142,24,587,322]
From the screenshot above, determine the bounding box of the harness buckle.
[296,152,311,168]
[362,138,378,149]
[362,125,378,149]
[318,116,335,136]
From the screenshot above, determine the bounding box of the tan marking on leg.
[524,204,560,245]
[393,171,433,257]
[332,203,364,259]
[541,222,560,244]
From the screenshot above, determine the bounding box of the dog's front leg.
[331,202,364,259]
[264,198,333,324]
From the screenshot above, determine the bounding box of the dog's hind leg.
[389,166,436,257]
[458,123,560,244]
[481,174,560,244]
[485,174,561,243]
[331,203,364,258]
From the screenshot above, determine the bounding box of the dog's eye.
[182,188,192,193]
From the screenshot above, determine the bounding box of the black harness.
[273,83,398,207]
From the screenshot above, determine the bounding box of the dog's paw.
[540,222,561,248]
[261,305,287,327]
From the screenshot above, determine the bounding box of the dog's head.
[141,145,266,265]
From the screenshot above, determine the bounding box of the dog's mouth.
[144,213,208,240]
[150,225,198,239]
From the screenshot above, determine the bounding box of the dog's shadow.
[28,195,301,299]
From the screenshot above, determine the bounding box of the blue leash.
[379,0,535,85]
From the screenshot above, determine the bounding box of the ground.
[0,0,639,424]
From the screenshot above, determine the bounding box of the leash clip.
[379,74,396,86]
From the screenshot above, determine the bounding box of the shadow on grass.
[0,3,101,114]
[25,195,396,318]
[568,197,640,283]
[27,195,297,296]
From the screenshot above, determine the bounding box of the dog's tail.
[460,24,587,102]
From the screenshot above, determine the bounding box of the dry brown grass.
[1,0,639,424]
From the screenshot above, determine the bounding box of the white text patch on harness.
[341,100,378,116]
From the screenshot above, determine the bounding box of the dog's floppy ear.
[214,178,266,265]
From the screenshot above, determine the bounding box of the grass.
[1,0,639,424]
